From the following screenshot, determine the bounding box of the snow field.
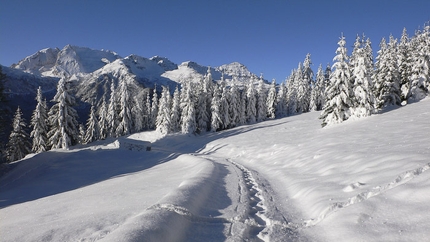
[204,98,430,241]
[1,98,429,241]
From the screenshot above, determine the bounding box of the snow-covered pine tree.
[409,25,430,101]
[310,64,326,111]
[78,124,86,144]
[106,81,119,137]
[170,86,181,133]
[180,82,196,134]
[156,86,172,135]
[6,107,31,162]
[246,79,257,124]
[286,71,297,116]
[256,76,267,122]
[115,78,133,137]
[238,89,247,126]
[373,36,401,108]
[351,47,375,118]
[47,78,79,149]
[229,82,240,128]
[211,84,222,132]
[195,80,210,133]
[266,79,277,119]
[98,95,109,140]
[301,53,314,112]
[84,104,100,144]
[30,86,48,153]
[320,34,352,127]
[398,27,412,102]
[150,86,159,130]
[275,81,287,117]
[295,62,308,114]
[220,85,231,129]
[145,91,152,130]
[132,95,144,133]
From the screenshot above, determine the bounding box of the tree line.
[2,24,429,163]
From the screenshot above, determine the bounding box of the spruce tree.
[246,80,257,124]
[398,27,412,102]
[98,95,109,140]
[351,48,375,118]
[195,82,209,133]
[106,81,119,137]
[30,86,48,153]
[310,64,326,111]
[256,77,267,122]
[373,36,401,108]
[47,78,79,149]
[150,87,159,130]
[276,82,287,117]
[170,86,181,133]
[409,25,430,101]
[266,79,277,119]
[84,104,100,144]
[220,85,231,129]
[229,83,240,127]
[320,34,352,127]
[211,84,222,132]
[180,82,196,134]
[6,107,31,162]
[156,86,172,135]
[115,78,133,137]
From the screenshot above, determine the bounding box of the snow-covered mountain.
[5,45,262,104]
[12,45,121,77]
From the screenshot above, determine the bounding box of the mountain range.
[1,45,262,134]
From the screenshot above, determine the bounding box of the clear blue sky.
[1,0,429,82]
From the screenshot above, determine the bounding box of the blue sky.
[1,0,429,82]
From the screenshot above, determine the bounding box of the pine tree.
[238,90,247,126]
[195,81,210,133]
[115,78,133,137]
[84,104,101,144]
[6,107,31,162]
[398,27,412,102]
[266,79,277,119]
[229,82,240,127]
[256,77,267,122]
[132,95,144,133]
[150,87,159,130]
[373,36,401,108]
[180,83,196,134]
[98,95,109,140]
[320,34,352,127]
[276,81,287,117]
[409,25,430,101]
[156,86,172,135]
[145,91,152,130]
[220,85,231,129]
[301,53,313,112]
[106,81,119,137]
[246,80,257,124]
[170,86,181,133]
[351,48,375,118]
[211,84,222,132]
[30,87,48,153]
[286,71,297,116]
[47,78,79,149]
[310,64,326,111]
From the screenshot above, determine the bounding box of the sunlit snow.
[1,98,429,241]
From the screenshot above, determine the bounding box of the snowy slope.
[1,97,429,241]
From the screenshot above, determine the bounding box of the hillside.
[1,98,429,241]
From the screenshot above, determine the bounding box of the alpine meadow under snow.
[0,98,429,241]
[0,22,429,241]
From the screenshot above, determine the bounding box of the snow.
[1,98,430,241]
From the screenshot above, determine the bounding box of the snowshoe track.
[305,162,430,226]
